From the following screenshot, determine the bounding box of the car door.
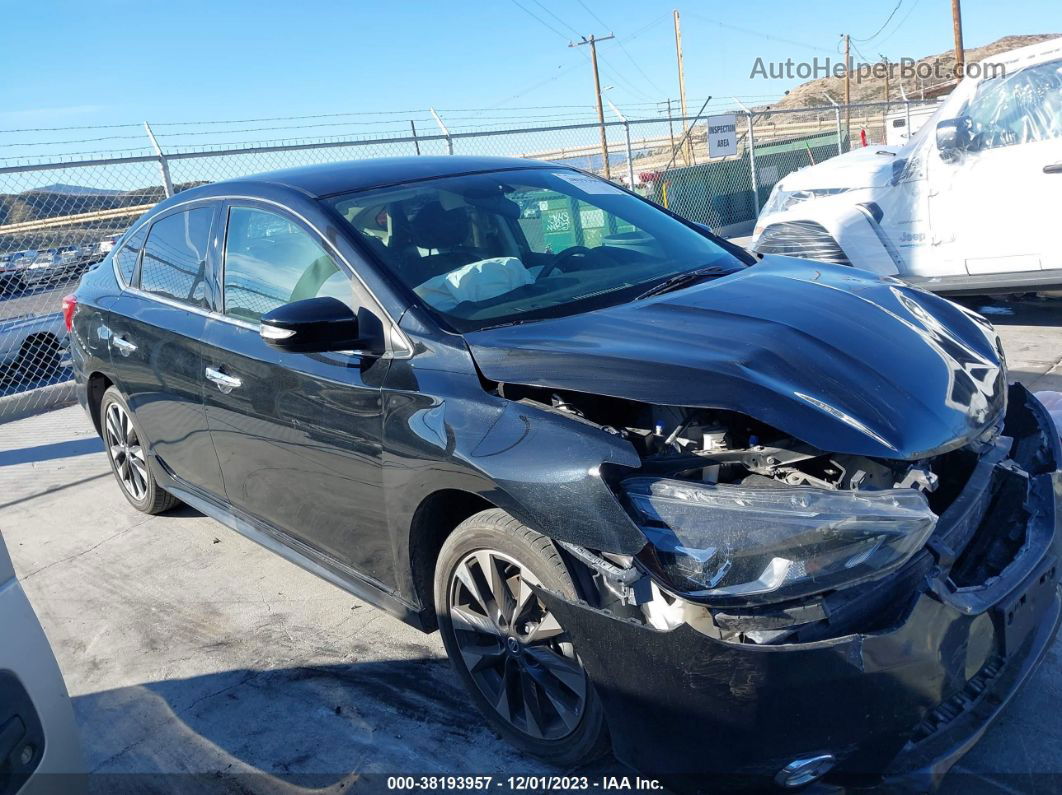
[928,58,1062,274]
[201,201,394,585]
[106,202,226,498]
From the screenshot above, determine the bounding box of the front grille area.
[753,221,852,266]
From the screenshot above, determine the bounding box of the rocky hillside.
[774,34,1059,109]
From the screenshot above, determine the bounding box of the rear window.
[113,225,147,284]
[139,207,213,309]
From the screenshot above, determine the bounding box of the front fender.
[382,369,646,592]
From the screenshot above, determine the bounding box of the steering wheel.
[537,245,592,281]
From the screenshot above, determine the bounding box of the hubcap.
[448,549,587,741]
[104,402,148,501]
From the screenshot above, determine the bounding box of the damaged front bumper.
[541,384,1062,790]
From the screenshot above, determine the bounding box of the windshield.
[326,168,747,332]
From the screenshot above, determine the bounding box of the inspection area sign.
[706,113,738,158]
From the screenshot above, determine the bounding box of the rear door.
[201,202,394,584]
[106,202,226,498]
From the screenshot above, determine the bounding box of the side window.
[967,59,1062,149]
[113,225,147,284]
[139,208,213,309]
[222,206,352,324]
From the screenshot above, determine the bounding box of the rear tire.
[100,385,181,514]
[434,509,609,766]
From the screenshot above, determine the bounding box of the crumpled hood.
[465,257,1006,460]
[776,144,903,191]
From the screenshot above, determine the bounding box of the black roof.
[229,156,561,198]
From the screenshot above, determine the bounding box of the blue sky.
[1,0,1059,158]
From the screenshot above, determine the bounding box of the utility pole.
[843,33,851,151]
[951,0,965,78]
[570,33,615,180]
[673,10,691,166]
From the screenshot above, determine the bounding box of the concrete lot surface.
[1,297,1061,793]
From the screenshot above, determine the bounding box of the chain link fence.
[0,99,939,421]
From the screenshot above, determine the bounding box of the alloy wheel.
[104,402,148,501]
[448,549,588,741]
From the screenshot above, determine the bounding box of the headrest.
[410,201,469,250]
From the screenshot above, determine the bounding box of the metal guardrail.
[0,99,939,421]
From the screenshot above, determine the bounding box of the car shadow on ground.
[0,435,101,467]
[74,661,626,794]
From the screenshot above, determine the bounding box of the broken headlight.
[625,477,937,602]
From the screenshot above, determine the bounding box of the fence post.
[430,108,453,155]
[143,121,174,198]
[821,95,844,156]
[409,120,421,155]
[606,100,635,190]
[905,101,912,143]
[746,111,759,211]
[623,121,635,190]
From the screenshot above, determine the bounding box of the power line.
[875,0,923,47]
[685,12,836,56]
[854,0,904,43]
[576,2,668,97]
[574,0,608,30]
[493,62,586,107]
[529,0,582,38]
[508,0,570,40]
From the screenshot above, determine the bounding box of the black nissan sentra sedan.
[66,156,1060,789]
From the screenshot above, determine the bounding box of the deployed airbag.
[414,257,534,311]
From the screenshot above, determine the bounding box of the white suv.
[752,37,1062,294]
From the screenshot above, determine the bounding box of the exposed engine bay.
[494,382,1039,648]
[499,382,950,496]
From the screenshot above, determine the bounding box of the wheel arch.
[86,371,114,437]
[407,488,497,631]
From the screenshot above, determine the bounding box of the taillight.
[62,294,77,332]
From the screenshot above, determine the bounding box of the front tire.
[434,509,609,766]
[100,385,180,514]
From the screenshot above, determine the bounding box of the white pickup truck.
[752,37,1062,295]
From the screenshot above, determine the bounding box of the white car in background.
[752,37,1062,294]
[0,533,83,794]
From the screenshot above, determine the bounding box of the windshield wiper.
[635,265,733,300]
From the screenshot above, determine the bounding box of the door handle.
[112,335,137,356]
[1044,162,1062,174]
[205,366,242,393]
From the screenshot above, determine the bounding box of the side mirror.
[935,116,972,161]
[260,296,370,354]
